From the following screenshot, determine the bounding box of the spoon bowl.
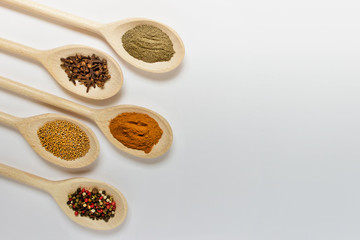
[0,112,99,169]
[0,163,128,230]
[95,105,173,158]
[43,45,124,99]
[102,18,185,73]
[51,178,128,230]
[0,38,123,100]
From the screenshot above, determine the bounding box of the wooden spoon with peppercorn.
[0,0,185,73]
[0,38,123,100]
[0,112,99,169]
[0,162,128,230]
[0,76,173,159]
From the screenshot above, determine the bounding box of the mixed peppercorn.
[67,187,116,222]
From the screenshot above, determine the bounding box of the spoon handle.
[0,38,42,62]
[1,0,103,35]
[0,112,19,128]
[0,163,54,192]
[0,76,95,119]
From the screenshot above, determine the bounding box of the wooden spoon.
[0,162,127,230]
[1,0,185,73]
[0,112,99,169]
[0,76,173,159]
[0,38,123,100]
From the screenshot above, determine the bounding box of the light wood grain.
[0,38,123,100]
[0,76,173,158]
[0,112,99,169]
[1,0,185,73]
[0,163,128,230]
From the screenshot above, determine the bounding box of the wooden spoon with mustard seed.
[1,0,185,73]
[0,76,173,159]
[0,112,99,169]
[0,38,123,100]
[0,162,128,230]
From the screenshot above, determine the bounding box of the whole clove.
[60,54,111,92]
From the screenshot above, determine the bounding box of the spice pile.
[60,54,111,92]
[67,187,116,222]
[122,24,175,63]
[37,120,90,160]
[109,112,163,153]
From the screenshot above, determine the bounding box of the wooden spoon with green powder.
[0,162,128,230]
[0,76,173,159]
[0,112,99,169]
[1,0,185,73]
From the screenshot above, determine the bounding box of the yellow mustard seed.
[37,120,90,161]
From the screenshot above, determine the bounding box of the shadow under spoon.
[0,76,173,159]
[0,162,127,230]
[1,0,185,73]
[0,38,123,100]
[0,112,99,169]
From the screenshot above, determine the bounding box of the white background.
[1,0,360,239]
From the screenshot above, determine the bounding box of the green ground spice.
[37,120,90,160]
[122,24,175,63]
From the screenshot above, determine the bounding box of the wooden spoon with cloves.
[0,38,123,100]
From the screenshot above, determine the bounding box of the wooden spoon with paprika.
[0,76,173,159]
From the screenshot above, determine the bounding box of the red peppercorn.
[111,202,116,206]
[90,204,94,208]
[69,198,72,201]
[99,196,103,200]
[81,188,85,193]
[87,192,91,196]
[85,198,88,202]
[107,205,110,209]
[74,211,79,216]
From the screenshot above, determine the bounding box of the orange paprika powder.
[109,112,163,153]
